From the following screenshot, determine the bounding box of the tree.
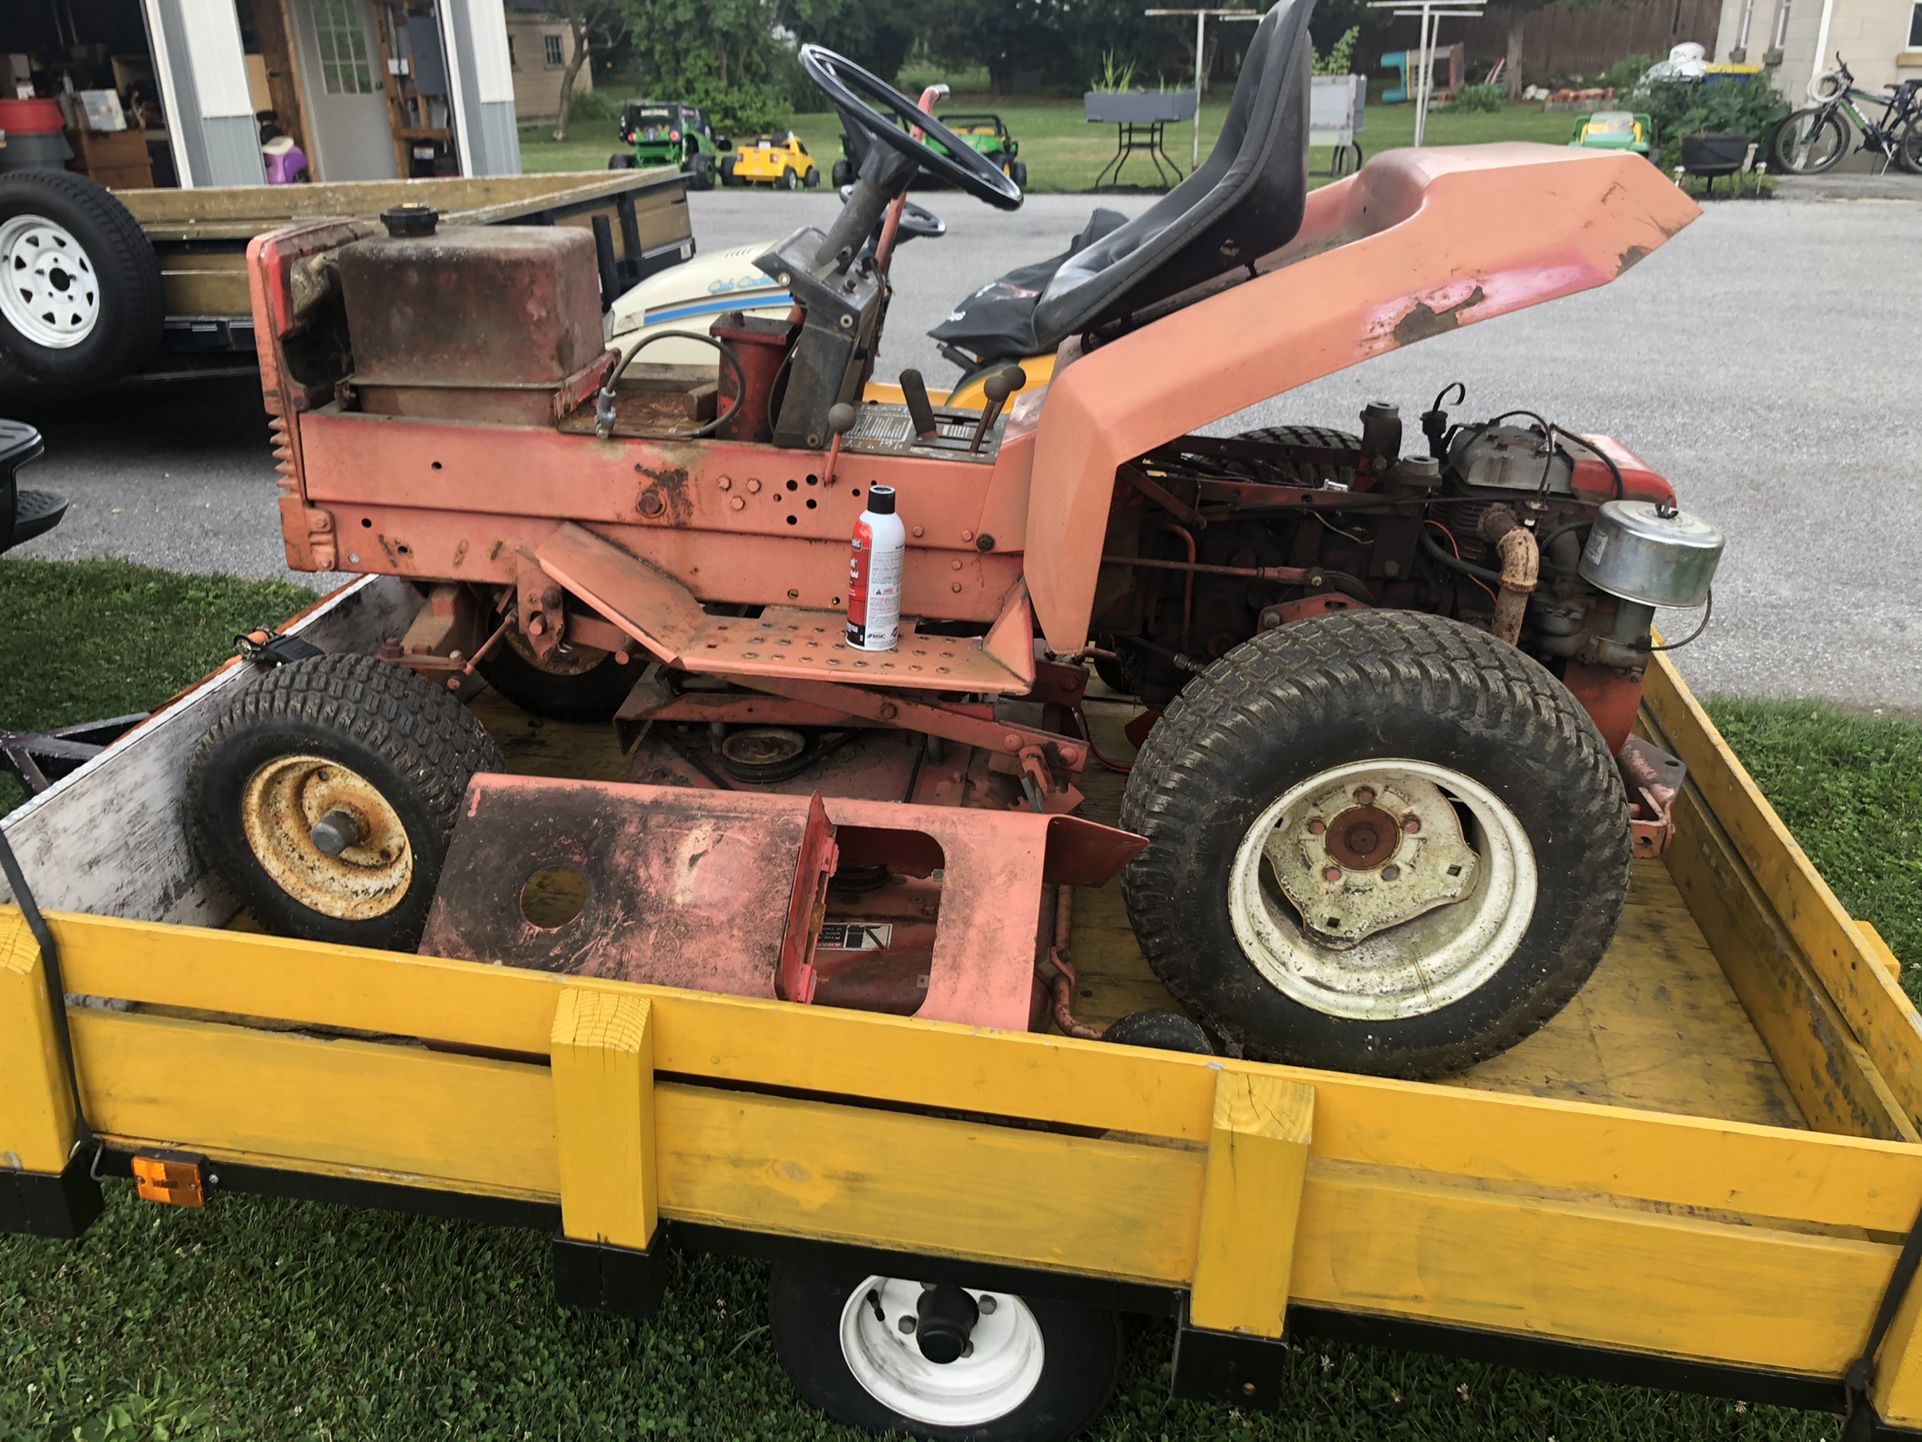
[550,0,629,140]
[1493,0,1598,100]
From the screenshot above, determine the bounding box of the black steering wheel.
[799,45,1022,211]
[837,185,945,242]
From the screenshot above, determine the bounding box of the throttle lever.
[969,365,1026,455]
[900,369,938,438]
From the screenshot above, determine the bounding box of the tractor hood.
[1024,143,1701,654]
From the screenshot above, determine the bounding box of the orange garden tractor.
[197,1,1717,1129]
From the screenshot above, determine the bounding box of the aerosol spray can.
[846,485,905,651]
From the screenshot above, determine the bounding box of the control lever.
[900,369,938,438]
[821,402,857,485]
[969,366,1026,455]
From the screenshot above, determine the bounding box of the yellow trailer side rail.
[4,651,1922,1426]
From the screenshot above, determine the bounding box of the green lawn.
[522,98,1576,193]
[2,557,1916,1442]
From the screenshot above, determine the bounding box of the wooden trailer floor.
[478,694,1806,1133]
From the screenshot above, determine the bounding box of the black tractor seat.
[929,0,1313,368]
[0,419,63,554]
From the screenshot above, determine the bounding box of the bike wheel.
[1772,108,1848,174]
[1897,114,1922,175]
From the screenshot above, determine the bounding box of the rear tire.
[780,166,800,191]
[831,157,854,188]
[768,1261,1121,1440]
[1897,114,1922,175]
[804,165,821,188]
[0,169,163,384]
[187,653,503,950]
[1008,159,1028,188]
[607,153,638,170]
[686,152,713,190]
[1231,424,1363,486]
[1119,610,1629,1079]
[1771,107,1848,174]
[719,156,738,187]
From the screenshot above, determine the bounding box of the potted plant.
[1084,52,1199,125]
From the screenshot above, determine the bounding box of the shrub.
[1312,26,1359,77]
[1644,74,1788,157]
[1451,83,1507,112]
[1602,53,1658,97]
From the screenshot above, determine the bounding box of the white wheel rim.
[1228,759,1537,1022]
[838,1278,1044,1428]
[0,214,100,349]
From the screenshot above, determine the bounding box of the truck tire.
[1119,610,1630,1079]
[0,169,163,384]
[187,653,503,950]
[768,1261,1121,1441]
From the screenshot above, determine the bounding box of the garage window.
[544,33,564,66]
[314,0,378,95]
[1909,2,1922,48]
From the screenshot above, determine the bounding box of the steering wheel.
[837,185,945,242]
[799,45,1022,211]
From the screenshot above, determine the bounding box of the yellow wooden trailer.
[3,575,1921,1437]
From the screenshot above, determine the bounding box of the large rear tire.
[1119,610,1629,1079]
[0,169,163,384]
[187,654,503,950]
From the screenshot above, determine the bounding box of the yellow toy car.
[720,131,822,190]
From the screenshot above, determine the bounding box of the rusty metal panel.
[334,225,605,391]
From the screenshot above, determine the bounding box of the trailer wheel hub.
[1232,758,1538,1020]
[240,754,413,920]
[838,1276,1043,1427]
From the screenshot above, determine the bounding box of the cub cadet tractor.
[203,0,1716,1090]
[610,100,726,190]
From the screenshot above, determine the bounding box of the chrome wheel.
[1228,758,1537,1022]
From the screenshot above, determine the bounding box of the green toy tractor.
[830,111,1027,190]
[1570,110,1655,162]
[610,101,727,190]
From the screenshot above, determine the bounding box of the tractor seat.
[931,0,1311,368]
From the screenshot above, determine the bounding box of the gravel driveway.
[5,186,1916,710]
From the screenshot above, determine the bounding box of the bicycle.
[1770,55,1922,175]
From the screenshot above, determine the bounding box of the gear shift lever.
[969,366,1026,454]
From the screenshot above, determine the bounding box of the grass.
[2,556,1917,1441]
[523,98,1577,192]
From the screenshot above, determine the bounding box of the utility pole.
[1144,8,1262,169]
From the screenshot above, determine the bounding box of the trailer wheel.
[768,1263,1121,1441]
[187,653,503,949]
[0,169,163,384]
[476,630,636,722]
[1120,610,1629,1079]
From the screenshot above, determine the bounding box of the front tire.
[719,156,738,186]
[768,1262,1121,1441]
[187,653,503,950]
[0,169,163,384]
[1119,610,1629,1079]
[477,630,636,722]
[1771,108,1848,174]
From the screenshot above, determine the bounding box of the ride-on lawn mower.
[609,100,727,190]
[206,0,1714,1108]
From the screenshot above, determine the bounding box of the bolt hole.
[430,461,442,471]
[805,474,818,486]
[786,479,798,491]
[785,515,798,526]
[1446,864,1463,877]
[397,544,412,556]
[805,498,817,509]
[520,865,588,929]
[360,517,373,529]
[1326,916,1341,928]
[851,487,861,497]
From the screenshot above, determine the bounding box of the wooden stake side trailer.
[4,575,1922,1435]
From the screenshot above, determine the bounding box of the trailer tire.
[768,1262,1121,1441]
[1120,610,1629,1079]
[0,169,163,384]
[187,653,503,950]
[477,630,636,722]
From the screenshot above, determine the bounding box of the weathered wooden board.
[0,576,418,924]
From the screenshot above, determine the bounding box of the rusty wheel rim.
[240,754,413,921]
[504,627,608,677]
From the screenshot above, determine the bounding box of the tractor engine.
[1094,399,1724,751]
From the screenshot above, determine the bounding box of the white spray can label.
[846,485,905,651]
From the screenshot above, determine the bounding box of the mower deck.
[467,689,1803,1127]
